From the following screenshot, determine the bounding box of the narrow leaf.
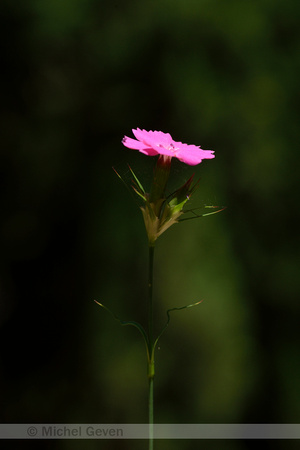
[151,300,203,358]
[94,300,150,359]
[128,165,146,194]
[178,206,226,222]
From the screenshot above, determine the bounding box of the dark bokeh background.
[1,0,300,449]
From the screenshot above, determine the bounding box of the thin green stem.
[148,245,155,348]
[148,244,155,450]
[148,377,154,450]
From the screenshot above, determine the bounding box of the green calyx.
[149,155,172,205]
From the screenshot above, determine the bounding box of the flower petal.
[122,136,158,156]
[132,128,173,152]
[176,143,215,165]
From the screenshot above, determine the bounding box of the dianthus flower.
[122,128,214,166]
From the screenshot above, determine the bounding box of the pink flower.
[122,128,215,166]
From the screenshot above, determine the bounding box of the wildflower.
[120,128,219,246]
[122,128,214,166]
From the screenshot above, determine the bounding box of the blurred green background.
[1,0,300,449]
